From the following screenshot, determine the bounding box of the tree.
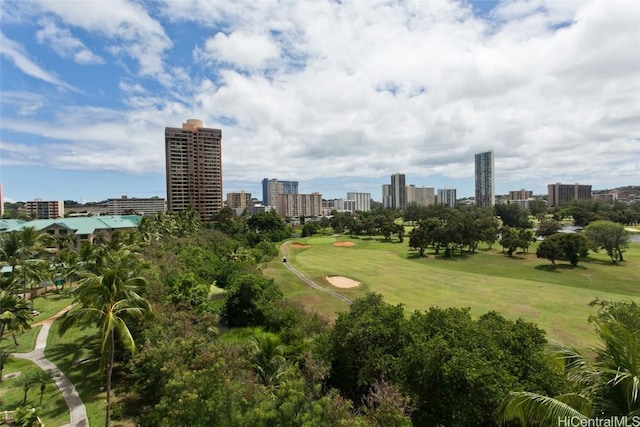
[401,308,562,426]
[221,273,283,327]
[536,234,564,265]
[537,233,589,266]
[59,248,152,427]
[496,301,640,425]
[301,221,319,238]
[536,218,562,237]
[0,291,32,377]
[494,203,532,228]
[408,226,430,257]
[477,216,500,249]
[528,199,548,217]
[249,333,288,387]
[14,370,52,405]
[584,220,630,263]
[327,293,408,401]
[499,227,521,256]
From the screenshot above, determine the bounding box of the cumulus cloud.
[196,31,280,70]
[35,0,172,79]
[36,18,105,65]
[1,0,638,199]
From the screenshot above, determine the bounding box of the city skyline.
[1,0,638,203]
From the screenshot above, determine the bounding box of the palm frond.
[496,391,591,426]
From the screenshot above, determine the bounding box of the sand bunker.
[333,241,355,247]
[326,276,360,288]
[291,243,311,248]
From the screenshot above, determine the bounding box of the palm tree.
[496,315,640,425]
[0,290,32,368]
[59,248,152,427]
[249,333,288,387]
[0,231,23,280]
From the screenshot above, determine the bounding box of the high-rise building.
[437,189,457,207]
[406,185,416,205]
[547,183,592,207]
[382,184,392,209]
[108,196,166,216]
[26,199,64,219]
[165,119,222,221]
[414,186,435,206]
[226,191,251,210]
[0,183,4,217]
[391,173,407,210]
[475,150,495,207]
[262,178,298,211]
[346,192,371,212]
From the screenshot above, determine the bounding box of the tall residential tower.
[165,119,222,221]
[475,150,495,207]
[391,173,407,210]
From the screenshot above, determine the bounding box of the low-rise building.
[108,196,166,216]
[1,215,142,248]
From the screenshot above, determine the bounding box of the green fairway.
[269,236,640,349]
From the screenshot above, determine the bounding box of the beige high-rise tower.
[165,119,222,221]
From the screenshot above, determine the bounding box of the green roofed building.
[0,215,142,248]
[0,219,26,232]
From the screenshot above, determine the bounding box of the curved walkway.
[281,242,352,305]
[13,306,89,427]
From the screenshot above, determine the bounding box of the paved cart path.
[281,242,352,305]
[13,306,89,427]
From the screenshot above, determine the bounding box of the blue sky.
[1,0,638,204]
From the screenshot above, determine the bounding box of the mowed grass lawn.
[266,236,640,349]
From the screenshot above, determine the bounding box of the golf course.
[266,234,640,350]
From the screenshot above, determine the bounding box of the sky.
[0,0,638,204]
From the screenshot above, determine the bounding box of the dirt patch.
[332,241,355,247]
[326,276,360,288]
[291,243,311,248]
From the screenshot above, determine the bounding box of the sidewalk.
[13,306,89,427]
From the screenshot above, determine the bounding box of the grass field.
[0,358,70,426]
[266,235,640,349]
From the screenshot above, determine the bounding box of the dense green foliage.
[536,233,589,266]
[2,203,638,426]
[497,300,640,425]
[584,220,630,263]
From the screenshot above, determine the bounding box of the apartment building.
[165,119,222,221]
[382,184,392,209]
[227,191,252,210]
[509,189,533,200]
[346,192,371,212]
[262,178,298,211]
[279,193,323,218]
[475,150,495,207]
[391,173,407,210]
[26,199,64,219]
[437,188,457,207]
[108,196,166,216]
[547,183,592,207]
[414,186,435,207]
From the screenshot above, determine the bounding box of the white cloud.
[0,31,77,91]
[0,91,45,115]
[196,31,280,70]
[36,18,105,65]
[1,0,638,198]
[34,0,172,79]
